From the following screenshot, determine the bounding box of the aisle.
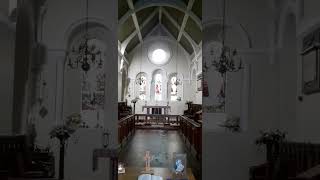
[119,129,201,179]
[119,129,185,167]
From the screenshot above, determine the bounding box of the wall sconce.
[118,162,125,174]
[102,129,110,148]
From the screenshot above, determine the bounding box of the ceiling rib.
[119,0,202,30]
[128,24,181,56]
[159,6,162,23]
[178,0,194,41]
[127,0,143,42]
[121,7,160,54]
[119,9,133,25]
[162,7,197,53]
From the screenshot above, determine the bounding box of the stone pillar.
[12,0,35,134]
[47,50,66,125]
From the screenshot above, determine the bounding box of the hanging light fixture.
[66,0,103,72]
[211,0,243,75]
[174,16,181,87]
[136,41,145,86]
[174,50,180,87]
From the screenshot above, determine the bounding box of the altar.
[140,106,171,125]
[142,106,171,115]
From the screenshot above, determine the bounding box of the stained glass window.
[136,74,147,100]
[154,74,162,101]
[170,76,178,101]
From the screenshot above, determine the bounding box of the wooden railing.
[118,115,135,145]
[134,114,179,125]
[179,115,202,160]
[118,114,202,159]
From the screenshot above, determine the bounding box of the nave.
[2,0,320,180]
[118,129,201,180]
[117,102,202,180]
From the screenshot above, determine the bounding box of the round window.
[147,42,171,66]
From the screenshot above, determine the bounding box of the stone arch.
[62,18,112,119]
[203,20,253,49]
[56,18,116,126]
[277,2,297,48]
[64,17,113,53]
[189,62,197,81]
[11,0,37,134]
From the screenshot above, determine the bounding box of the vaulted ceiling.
[118,0,202,57]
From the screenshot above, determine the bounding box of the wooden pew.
[250,141,320,180]
[118,102,132,119]
[118,115,135,145]
[184,103,202,121]
[0,135,55,179]
[0,135,28,178]
[179,116,202,160]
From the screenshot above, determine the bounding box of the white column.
[47,49,66,125]
[240,63,251,131]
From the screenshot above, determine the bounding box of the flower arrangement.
[219,115,240,132]
[49,113,82,141]
[185,101,193,105]
[131,97,139,103]
[255,129,286,146]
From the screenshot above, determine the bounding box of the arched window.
[135,73,147,100]
[168,73,182,101]
[170,76,178,101]
[80,38,105,128]
[154,73,162,101]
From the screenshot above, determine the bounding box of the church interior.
[1,0,320,180]
[117,0,202,179]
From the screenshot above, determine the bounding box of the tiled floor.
[119,129,201,180]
